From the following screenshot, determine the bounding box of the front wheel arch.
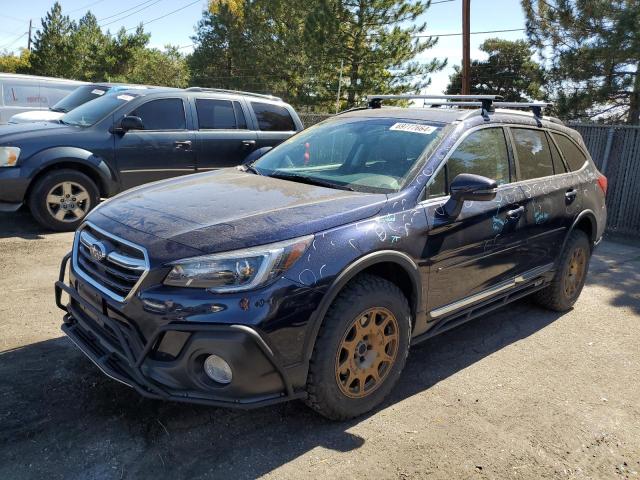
[302,251,422,366]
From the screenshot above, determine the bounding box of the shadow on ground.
[0,298,564,480]
[0,209,50,240]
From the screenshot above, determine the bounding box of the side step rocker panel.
[412,263,554,345]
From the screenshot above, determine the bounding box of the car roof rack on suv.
[185,87,282,102]
[365,94,553,122]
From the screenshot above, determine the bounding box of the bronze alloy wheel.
[335,307,400,399]
[564,246,587,297]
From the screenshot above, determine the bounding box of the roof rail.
[365,94,552,121]
[366,94,504,119]
[185,87,282,101]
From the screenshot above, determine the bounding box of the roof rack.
[185,87,282,101]
[365,94,553,121]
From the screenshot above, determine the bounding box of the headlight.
[0,147,20,167]
[164,235,313,292]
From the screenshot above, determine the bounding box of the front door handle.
[174,140,192,151]
[506,206,525,219]
[565,189,577,202]
[242,140,256,148]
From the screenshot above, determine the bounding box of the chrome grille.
[73,222,149,302]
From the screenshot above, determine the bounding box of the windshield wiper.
[50,107,67,113]
[237,164,262,175]
[268,172,355,191]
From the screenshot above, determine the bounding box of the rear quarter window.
[552,133,588,171]
[251,102,296,131]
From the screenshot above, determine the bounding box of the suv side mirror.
[443,173,498,218]
[243,146,272,165]
[120,115,144,132]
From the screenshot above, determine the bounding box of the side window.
[512,128,554,180]
[130,98,186,130]
[552,133,588,172]
[251,102,296,131]
[196,99,236,129]
[448,128,510,185]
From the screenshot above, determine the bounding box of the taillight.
[597,174,608,195]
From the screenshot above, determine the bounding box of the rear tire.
[533,230,591,312]
[28,169,99,232]
[305,274,412,420]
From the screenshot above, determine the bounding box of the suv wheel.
[29,169,99,232]
[533,230,591,312]
[305,274,411,420]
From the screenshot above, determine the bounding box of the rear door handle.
[242,140,256,148]
[565,189,577,202]
[506,206,525,219]
[174,140,192,150]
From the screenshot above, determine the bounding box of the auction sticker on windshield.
[389,123,437,135]
[116,94,135,102]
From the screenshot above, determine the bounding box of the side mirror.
[243,146,272,165]
[443,173,498,218]
[120,115,144,132]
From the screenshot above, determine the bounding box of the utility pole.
[27,19,32,51]
[461,0,471,95]
[335,59,344,114]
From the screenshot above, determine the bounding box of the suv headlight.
[164,235,313,292]
[0,147,20,167]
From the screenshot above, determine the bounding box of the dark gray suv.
[0,87,302,230]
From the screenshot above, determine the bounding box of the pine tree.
[445,38,545,102]
[522,0,640,124]
[29,2,76,78]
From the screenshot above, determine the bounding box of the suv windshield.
[51,85,109,113]
[60,92,141,127]
[253,117,444,193]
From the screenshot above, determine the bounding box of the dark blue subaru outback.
[56,95,607,420]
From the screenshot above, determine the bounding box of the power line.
[0,32,28,50]
[122,0,202,32]
[420,28,525,38]
[99,0,162,25]
[68,0,106,14]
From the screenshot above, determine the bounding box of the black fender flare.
[559,209,598,259]
[24,147,117,196]
[301,250,423,365]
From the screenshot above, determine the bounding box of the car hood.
[93,169,387,254]
[9,110,63,124]
[0,120,79,145]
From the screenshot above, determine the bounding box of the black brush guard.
[55,252,305,408]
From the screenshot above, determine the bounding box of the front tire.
[305,274,412,420]
[533,230,591,311]
[28,169,99,232]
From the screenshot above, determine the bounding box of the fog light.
[203,354,232,384]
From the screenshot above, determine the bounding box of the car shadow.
[0,209,51,240]
[0,299,564,479]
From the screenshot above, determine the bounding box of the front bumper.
[55,253,306,408]
[0,167,30,203]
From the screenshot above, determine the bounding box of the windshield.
[253,117,444,193]
[51,85,109,113]
[60,92,140,127]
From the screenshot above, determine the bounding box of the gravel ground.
[0,209,639,480]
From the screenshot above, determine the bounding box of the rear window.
[251,102,295,131]
[196,99,247,129]
[552,133,588,171]
[131,98,186,130]
[512,128,554,180]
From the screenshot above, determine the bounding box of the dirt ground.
[0,209,639,480]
